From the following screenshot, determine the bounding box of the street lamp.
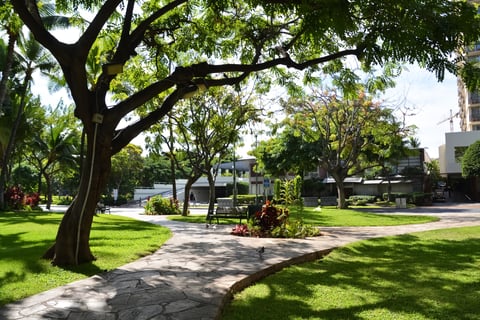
[232,142,237,208]
[254,133,259,205]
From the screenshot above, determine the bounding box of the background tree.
[255,127,320,177]
[0,0,22,114]
[26,105,80,209]
[107,144,144,203]
[167,87,258,216]
[285,89,410,208]
[426,158,442,193]
[10,0,480,265]
[139,152,174,188]
[462,140,480,178]
[0,32,57,209]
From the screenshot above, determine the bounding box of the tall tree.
[285,89,410,208]
[108,144,144,200]
[11,0,480,265]
[0,0,22,115]
[139,152,173,187]
[255,127,320,177]
[0,32,57,209]
[168,87,258,216]
[26,105,80,209]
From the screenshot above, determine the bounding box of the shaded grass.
[169,206,438,226]
[0,211,171,306]
[222,226,480,320]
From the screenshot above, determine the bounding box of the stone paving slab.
[1,204,480,320]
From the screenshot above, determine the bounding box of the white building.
[438,131,480,201]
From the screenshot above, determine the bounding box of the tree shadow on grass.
[0,212,170,306]
[222,231,480,319]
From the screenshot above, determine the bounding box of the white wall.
[439,131,480,175]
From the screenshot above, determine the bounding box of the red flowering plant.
[250,200,288,236]
[25,192,41,209]
[4,185,25,210]
[230,223,250,236]
[230,178,319,238]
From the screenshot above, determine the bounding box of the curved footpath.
[1,203,480,320]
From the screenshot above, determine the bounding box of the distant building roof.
[218,158,256,172]
[322,177,363,184]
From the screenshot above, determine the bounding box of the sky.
[236,65,460,159]
[381,65,459,159]
[32,63,459,160]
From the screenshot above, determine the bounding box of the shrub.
[271,220,320,238]
[348,195,375,206]
[56,196,73,205]
[230,201,320,239]
[302,178,325,197]
[225,182,249,196]
[4,186,25,210]
[234,194,262,205]
[24,192,41,209]
[411,192,433,206]
[230,224,250,236]
[252,201,288,233]
[144,195,180,215]
[383,192,409,202]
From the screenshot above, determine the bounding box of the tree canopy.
[7,0,480,266]
[462,140,480,178]
[281,89,411,208]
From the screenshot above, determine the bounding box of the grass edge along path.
[222,225,480,320]
[0,211,171,306]
[169,206,439,227]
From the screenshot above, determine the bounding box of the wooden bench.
[207,206,249,224]
[206,198,248,224]
[96,203,111,214]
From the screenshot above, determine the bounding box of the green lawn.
[222,226,480,320]
[170,206,438,226]
[0,211,171,306]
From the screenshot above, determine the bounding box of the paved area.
[1,203,480,320]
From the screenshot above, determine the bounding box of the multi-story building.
[457,48,480,131]
[439,2,480,201]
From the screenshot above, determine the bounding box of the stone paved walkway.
[1,203,480,320]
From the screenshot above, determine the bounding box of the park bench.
[96,202,111,214]
[206,198,249,224]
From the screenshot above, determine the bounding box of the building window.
[472,124,480,131]
[454,146,468,163]
[469,91,480,105]
[470,106,480,121]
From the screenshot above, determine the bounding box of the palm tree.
[0,1,72,209]
[0,1,22,115]
[28,115,79,209]
[0,32,57,209]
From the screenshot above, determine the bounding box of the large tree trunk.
[336,182,347,209]
[43,124,112,266]
[182,179,194,216]
[331,172,348,209]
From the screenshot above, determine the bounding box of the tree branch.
[111,86,191,154]
[11,1,72,63]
